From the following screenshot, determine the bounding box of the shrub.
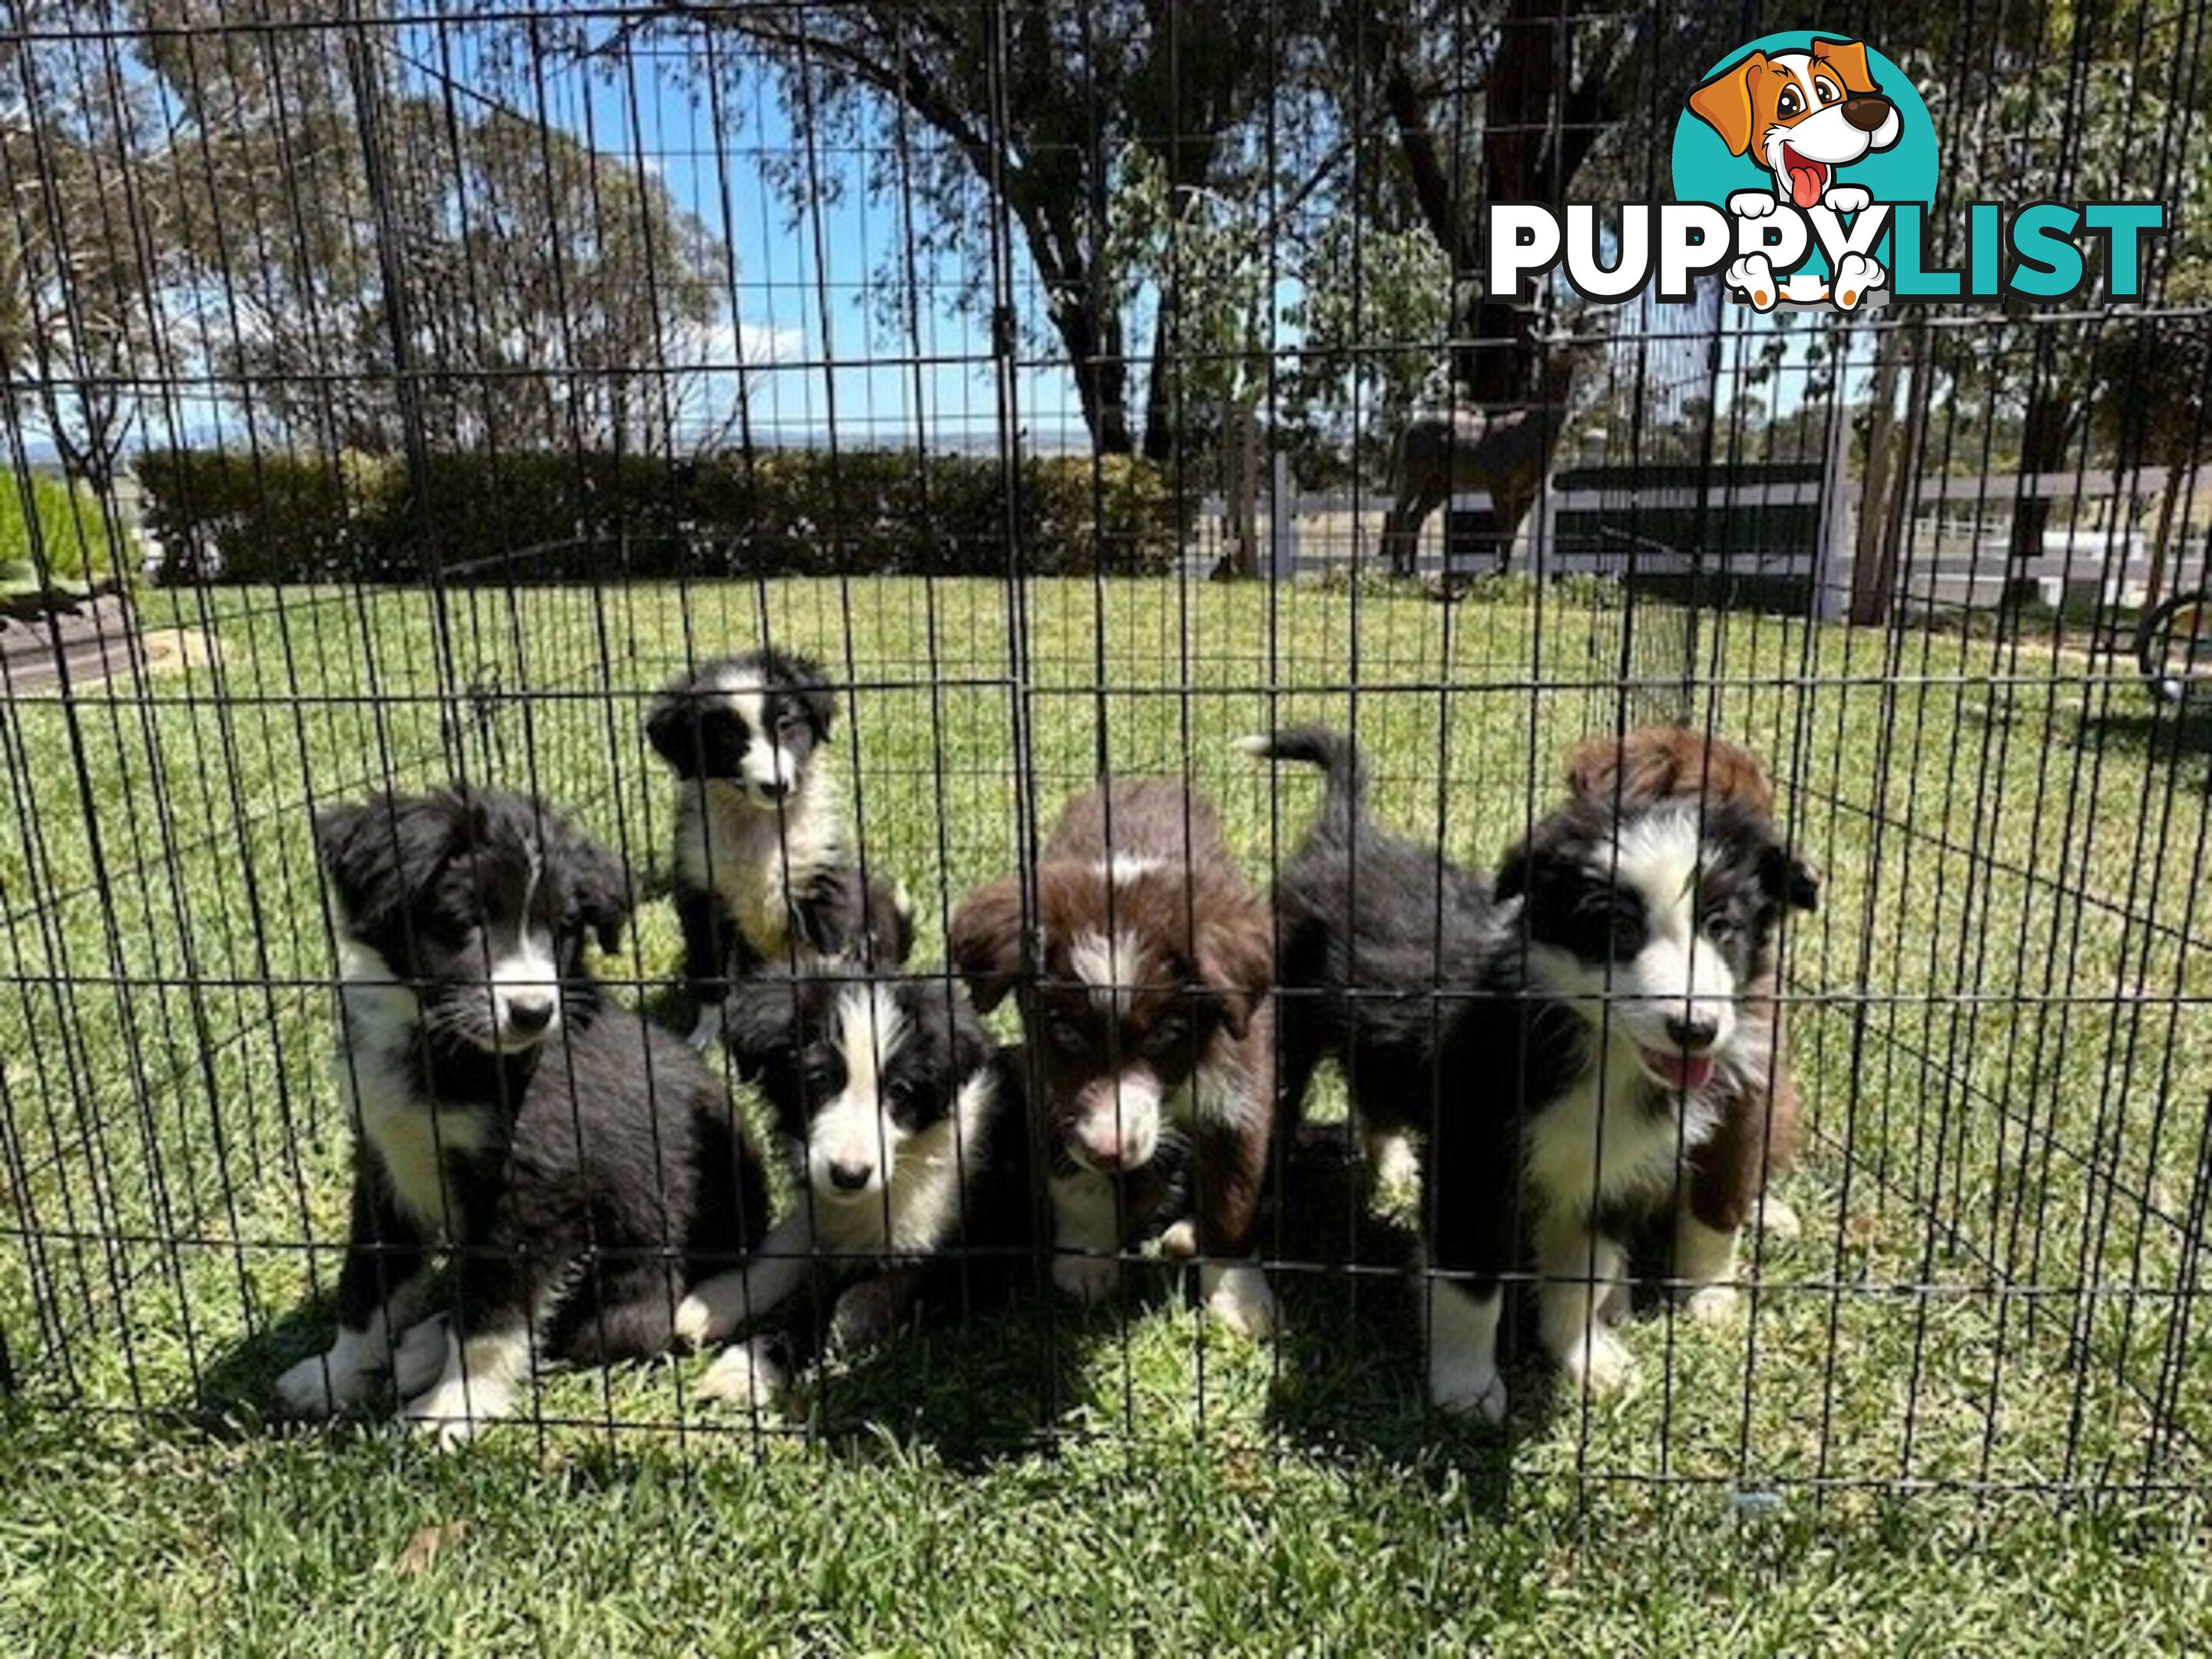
[134,447,1192,586]
[0,472,137,592]
[136,449,366,585]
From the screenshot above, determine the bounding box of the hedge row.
[134,449,1190,585]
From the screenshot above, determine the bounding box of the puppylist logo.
[1487,31,2167,313]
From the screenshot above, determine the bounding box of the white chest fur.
[1524,1042,1718,1220]
[335,962,496,1238]
[674,773,847,962]
[813,1068,998,1257]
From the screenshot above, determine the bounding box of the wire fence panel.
[0,0,2208,1520]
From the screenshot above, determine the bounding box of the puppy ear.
[1784,852,1820,912]
[942,980,993,1081]
[720,975,802,1082]
[1759,843,1820,914]
[1688,50,1764,157]
[644,683,699,777]
[544,810,636,953]
[1811,38,1876,94]
[313,795,412,935]
[1561,736,1619,805]
[949,876,1025,1014]
[785,652,837,742]
[1196,894,1272,1041]
[1493,837,1532,903]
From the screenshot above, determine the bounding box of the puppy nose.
[758,777,791,800]
[826,1158,872,1192]
[1075,1131,1127,1173]
[507,997,555,1035]
[1841,96,1890,132]
[1664,1015,1718,1053]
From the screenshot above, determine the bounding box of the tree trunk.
[1849,330,1909,625]
[2006,395,2074,610]
[1140,303,1177,464]
[1210,397,1261,580]
[2141,453,2188,611]
[1055,301,1134,457]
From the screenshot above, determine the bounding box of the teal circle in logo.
[1671,32,1937,211]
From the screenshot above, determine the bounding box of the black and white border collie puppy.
[275,787,770,1443]
[646,648,915,1046]
[1252,728,1814,1421]
[672,966,1023,1404]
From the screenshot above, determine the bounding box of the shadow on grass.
[2068,703,2212,771]
[177,1121,1552,1504]
[187,1290,409,1442]
[1255,1124,1517,1514]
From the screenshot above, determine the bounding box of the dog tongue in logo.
[1783,145,1825,207]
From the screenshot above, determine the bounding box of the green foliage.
[0,472,136,591]
[134,449,1190,584]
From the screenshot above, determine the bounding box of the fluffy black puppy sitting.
[645,648,915,1046]
[275,787,771,1444]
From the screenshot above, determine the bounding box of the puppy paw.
[1727,190,1780,220]
[1052,1253,1120,1309]
[1199,1262,1277,1339]
[402,1376,509,1449]
[1598,1276,1634,1329]
[673,1277,748,1349]
[1430,1354,1508,1424]
[391,1314,449,1399]
[1726,253,1780,311]
[1823,184,1873,214]
[1154,1220,1198,1261]
[828,1278,907,1356]
[1832,252,1885,310]
[686,1008,724,1053]
[1684,1284,1741,1327]
[697,1338,789,1412]
[1754,1194,1803,1243]
[273,1349,367,1417]
[1562,1330,1636,1396]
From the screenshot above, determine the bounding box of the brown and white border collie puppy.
[1564,725,1811,1320]
[949,779,1279,1336]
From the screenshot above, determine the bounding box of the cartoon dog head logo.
[1674,34,1936,314]
[1688,40,1901,213]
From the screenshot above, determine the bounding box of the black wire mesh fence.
[2,0,2209,1518]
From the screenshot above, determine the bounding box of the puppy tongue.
[1790,164,1824,208]
[1644,1049,1716,1094]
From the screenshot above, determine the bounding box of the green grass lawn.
[2,576,2209,1652]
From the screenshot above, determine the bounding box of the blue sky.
[532,35,1091,452]
[94,16,1831,462]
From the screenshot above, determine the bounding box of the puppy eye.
[776,713,804,735]
[1146,1015,1190,1055]
[1703,913,1740,945]
[1815,76,1842,104]
[1777,87,1802,118]
[1045,1010,1087,1051]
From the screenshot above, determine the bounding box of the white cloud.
[688,319,805,368]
